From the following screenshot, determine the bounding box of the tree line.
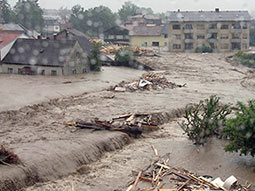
[0,0,166,36]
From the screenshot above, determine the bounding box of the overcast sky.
[8,0,255,15]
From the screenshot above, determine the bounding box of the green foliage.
[70,5,116,37]
[223,100,255,157]
[195,45,213,53]
[233,51,255,68]
[180,95,232,145]
[115,48,133,63]
[89,42,103,71]
[0,0,15,23]
[14,0,44,31]
[118,1,139,23]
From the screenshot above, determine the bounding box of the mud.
[0,52,255,190]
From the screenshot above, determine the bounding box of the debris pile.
[126,147,253,191]
[0,145,20,165]
[65,113,162,137]
[110,72,186,92]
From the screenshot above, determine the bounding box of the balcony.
[231,28,242,33]
[231,38,241,43]
[184,39,194,43]
[208,38,217,43]
[183,29,194,33]
[208,28,218,33]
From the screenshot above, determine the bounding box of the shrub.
[195,45,213,53]
[233,51,255,68]
[223,100,255,157]
[89,42,103,71]
[115,48,133,63]
[179,95,231,145]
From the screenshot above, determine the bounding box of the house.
[2,39,90,75]
[43,15,61,36]
[0,23,40,39]
[125,14,162,27]
[0,31,29,61]
[168,8,251,52]
[129,25,168,47]
[103,26,130,45]
[56,29,93,53]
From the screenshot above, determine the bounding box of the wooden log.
[176,179,191,191]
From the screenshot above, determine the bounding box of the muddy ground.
[0,52,255,191]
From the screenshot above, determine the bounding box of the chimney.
[178,9,180,12]
[215,8,220,12]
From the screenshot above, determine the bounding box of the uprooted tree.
[179,95,232,145]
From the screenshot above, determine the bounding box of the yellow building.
[168,9,251,52]
[129,25,168,47]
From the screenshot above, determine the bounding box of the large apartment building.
[168,8,251,52]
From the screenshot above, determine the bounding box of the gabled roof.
[57,29,93,53]
[168,10,251,22]
[104,25,130,35]
[0,23,25,32]
[130,25,164,36]
[0,32,23,49]
[3,39,77,67]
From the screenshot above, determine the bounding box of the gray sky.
[8,0,255,15]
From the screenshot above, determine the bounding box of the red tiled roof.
[0,32,23,49]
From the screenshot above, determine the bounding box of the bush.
[89,42,103,71]
[115,48,133,63]
[233,51,255,68]
[195,46,213,53]
[179,95,231,145]
[223,100,255,157]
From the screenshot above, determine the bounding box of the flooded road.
[0,52,255,191]
[0,66,144,111]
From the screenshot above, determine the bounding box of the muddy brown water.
[1,53,255,190]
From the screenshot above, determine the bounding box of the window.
[232,33,240,39]
[172,34,181,39]
[51,70,57,76]
[41,70,45,75]
[197,24,205,30]
[173,24,180,30]
[243,33,248,39]
[72,69,77,74]
[221,44,229,49]
[184,24,193,29]
[18,68,22,74]
[76,52,81,58]
[173,44,181,49]
[242,43,248,49]
[209,33,217,39]
[164,42,167,46]
[232,23,241,29]
[142,42,147,47]
[8,68,13,74]
[197,35,205,39]
[209,24,217,29]
[164,34,168,38]
[185,43,193,50]
[152,42,159,46]
[220,34,229,39]
[243,23,248,29]
[83,68,87,73]
[221,24,229,29]
[185,33,193,39]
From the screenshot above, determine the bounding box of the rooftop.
[0,32,23,49]
[168,9,251,22]
[130,25,164,36]
[3,39,77,67]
